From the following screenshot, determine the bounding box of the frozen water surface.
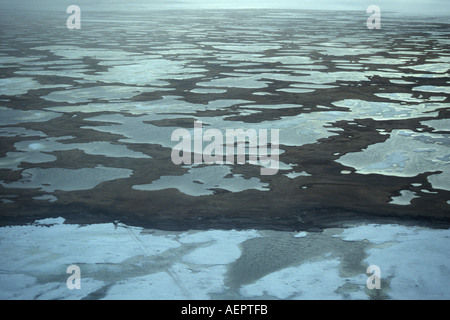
[337,130,450,190]
[42,86,146,103]
[1,166,133,192]
[0,8,449,300]
[0,107,61,126]
[0,219,448,300]
[133,165,269,196]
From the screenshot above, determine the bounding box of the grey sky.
[1,0,449,15]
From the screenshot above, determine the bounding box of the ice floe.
[0,166,133,192]
[336,129,450,191]
[422,119,450,132]
[412,85,450,94]
[0,107,61,126]
[133,165,269,196]
[0,219,448,300]
[42,86,146,103]
[332,99,445,120]
[389,190,420,205]
[0,137,150,171]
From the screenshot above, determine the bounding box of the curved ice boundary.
[0,218,449,300]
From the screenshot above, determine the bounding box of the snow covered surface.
[0,9,449,301]
[0,218,449,300]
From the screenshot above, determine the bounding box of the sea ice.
[389,190,420,205]
[0,107,61,126]
[132,165,269,196]
[0,221,449,300]
[336,130,449,191]
[0,166,133,192]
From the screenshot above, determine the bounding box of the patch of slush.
[374,92,429,103]
[0,107,61,126]
[427,171,450,191]
[426,56,450,64]
[305,46,384,57]
[132,165,269,196]
[412,85,450,94]
[0,77,42,96]
[422,119,450,132]
[284,171,311,179]
[0,151,57,170]
[81,114,187,147]
[14,138,151,159]
[389,190,420,205]
[331,99,445,120]
[0,138,150,170]
[359,57,411,65]
[30,46,141,61]
[242,104,302,109]
[190,88,227,94]
[75,99,252,147]
[210,44,281,53]
[202,113,346,148]
[401,63,449,73]
[32,194,58,202]
[14,69,91,80]
[197,76,269,89]
[95,60,206,86]
[0,127,46,138]
[290,83,339,89]
[0,55,42,66]
[389,79,416,85]
[48,96,249,116]
[42,86,145,103]
[0,166,133,192]
[336,130,449,191]
[277,88,315,93]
